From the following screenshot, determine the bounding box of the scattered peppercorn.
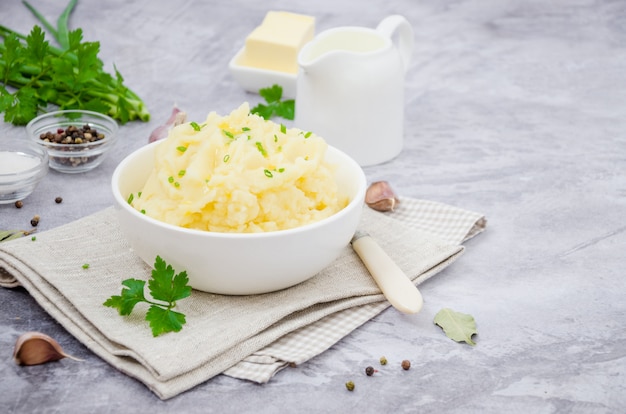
[14,200,23,208]
[365,366,376,376]
[379,356,387,365]
[30,215,40,227]
[55,196,63,204]
[401,360,411,370]
[345,381,355,391]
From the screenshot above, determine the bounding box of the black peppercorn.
[30,215,40,227]
[55,196,63,204]
[365,366,376,376]
[401,360,411,370]
[39,124,106,169]
[15,200,23,208]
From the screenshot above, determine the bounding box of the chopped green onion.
[178,170,186,177]
[138,192,142,198]
[190,121,201,131]
[223,154,230,162]
[304,131,312,138]
[31,236,36,241]
[176,146,187,153]
[141,209,146,214]
[278,168,285,173]
[280,124,287,134]
[82,263,90,269]
[242,127,251,131]
[264,169,273,178]
[223,130,234,138]
[274,134,278,142]
[127,193,134,204]
[256,142,268,157]
[174,182,180,188]
[168,176,174,183]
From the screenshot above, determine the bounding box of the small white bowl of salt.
[0,138,49,204]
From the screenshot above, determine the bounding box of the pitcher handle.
[376,15,414,74]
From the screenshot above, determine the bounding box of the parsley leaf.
[149,255,192,304]
[103,278,147,316]
[250,84,295,121]
[104,256,192,337]
[259,84,283,102]
[146,306,187,337]
[0,0,150,125]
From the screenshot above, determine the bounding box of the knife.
[351,230,423,314]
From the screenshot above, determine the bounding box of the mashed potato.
[131,103,348,233]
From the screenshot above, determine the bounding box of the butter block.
[240,11,315,74]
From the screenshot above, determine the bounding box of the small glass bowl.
[0,138,49,204]
[26,110,119,173]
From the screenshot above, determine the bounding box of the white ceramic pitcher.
[295,15,414,166]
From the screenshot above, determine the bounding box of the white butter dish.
[228,47,297,99]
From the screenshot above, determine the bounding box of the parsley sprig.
[0,0,149,125]
[250,84,294,121]
[104,256,192,337]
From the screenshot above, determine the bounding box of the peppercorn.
[401,360,411,370]
[39,124,106,168]
[379,356,387,365]
[55,196,63,204]
[15,200,23,208]
[345,381,355,391]
[30,215,40,227]
[365,366,376,376]
[39,124,104,145]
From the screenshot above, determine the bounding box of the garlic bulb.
[365,181,400,212]
[13,332,83,366]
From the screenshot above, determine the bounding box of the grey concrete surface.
[0,0,624,412]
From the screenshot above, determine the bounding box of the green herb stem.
[0,11,149,125]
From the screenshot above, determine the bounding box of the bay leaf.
[433,308,477,346]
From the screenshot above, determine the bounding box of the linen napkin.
[0,197,486,400]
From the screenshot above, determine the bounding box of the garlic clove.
[148,105,188,143]
[13,332,83,366]
[365,181,400,212]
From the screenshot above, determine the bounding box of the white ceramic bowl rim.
[112,143,366,240]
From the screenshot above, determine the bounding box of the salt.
[0,151,41,175]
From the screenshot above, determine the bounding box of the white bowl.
[228,47,297,99]
[112,141,366,295]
